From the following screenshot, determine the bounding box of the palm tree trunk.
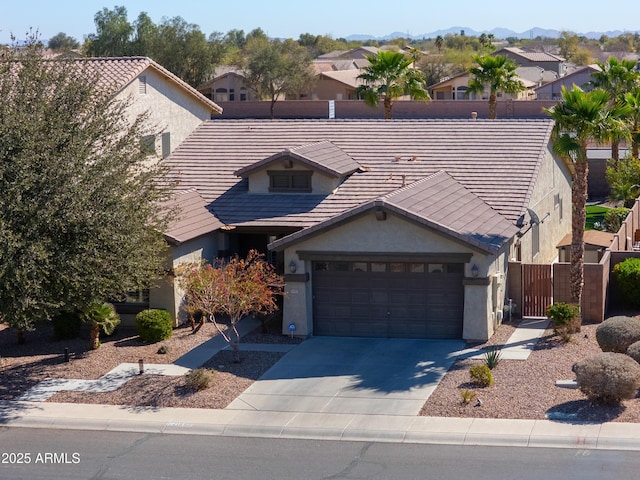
[383,96,393,120]
[611,140,620,161]
[489,93,497,119]
[89,322,100,350]
[570,159,588,320]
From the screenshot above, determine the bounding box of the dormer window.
[268,170,312,192]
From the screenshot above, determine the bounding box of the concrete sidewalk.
[1,400,640,450]
[5,316,640,450]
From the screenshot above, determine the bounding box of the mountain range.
[345,26,639,41]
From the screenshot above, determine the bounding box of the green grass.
[585,205,610,230]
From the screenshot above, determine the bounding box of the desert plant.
[82,302,120,350]
[626,340,640,364]
[613,258,640,308]
[573,352,640,405]
[51,309,83,340]
[157,345,169,355]
[460,389,477,405]
[469,364,493,387]
[595,315,640,352]
[483,346,502,370]
[185,368,214,391]
[136,309,173,344]
[546,302,580,341]
[604,207,630,232]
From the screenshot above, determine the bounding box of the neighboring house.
[84,57,222,157]
[312,69,364,100]
[494,47,567,75]
[317,46,380,60]
[160,119,572,341]
[556,230,615,264]
[428,71,536,100]
[196,66,258,103]
[535,64,600,100]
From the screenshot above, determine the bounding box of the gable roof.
[164,119,555,230]
[534,64,600,92]
[163,189,225,245]
[270,171,519,254]
[318,69,364,89]
[496,47,565,63]
[77,57,222,114]
[234,140,361,178]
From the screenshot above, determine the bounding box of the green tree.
[151,16,213,87]
[0,37,170,342]
[606,155,640,207]
[243,37,315,119]
[177,251,282,362]
[558,31,580,62]
[589,57,640,160]
[85,5,134,56]
[467,54,525,119]
[47,32,80,52]
[625,87,640,159]
[545,86,627,314]
[131,12,158,56]
[356,50,430,120]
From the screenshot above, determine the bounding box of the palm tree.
[589,57,640,160]
[82,302,121,350]
[356,50,430,120]
[545,86,628,317]
[625,87,640,159]
[467,54,525,119]
[434,35,444,54]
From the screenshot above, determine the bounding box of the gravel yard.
[2,315,640,422]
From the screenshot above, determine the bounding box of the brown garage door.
[312,261,464,339]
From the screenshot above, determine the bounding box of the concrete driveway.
[226,337,468,416]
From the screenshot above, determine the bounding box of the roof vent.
[471,111,478,120]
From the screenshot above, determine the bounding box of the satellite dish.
[527,208,541,225]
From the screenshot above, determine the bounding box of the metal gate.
[522,264,553,316]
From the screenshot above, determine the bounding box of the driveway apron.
[226,337,467,415]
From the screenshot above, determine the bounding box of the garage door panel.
[313,262,464,339]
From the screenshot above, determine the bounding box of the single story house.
[428,70,537,101]
[494,47,566,75]
[161,119,572,341]
[535,64,600,100]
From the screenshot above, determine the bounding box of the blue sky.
[2,0,639,44]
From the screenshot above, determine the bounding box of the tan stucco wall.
[515,144,572,264]
[247,160,340,194]
[149,233,218,326]
[280,210,511,341]
[313,78,355,100]
[117,68,212,156]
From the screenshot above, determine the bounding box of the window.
[240,87,248,101]
[140,135,156,155]
[161,132,171,158]
[125,288,149,304]
[214,88,228,102]
[532,222,540,257]
[268,170,312,192]
[229,88,235,101]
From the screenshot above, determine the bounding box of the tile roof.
[163,189,225,245]
[164,119,555,230]
[234,140,362,178]
[318,69,364,89]
[75,57,222,114]
[556,230,615,249]
[270,171,519,253]
[498,47,565,63]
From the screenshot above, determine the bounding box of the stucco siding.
[117,69,212,156]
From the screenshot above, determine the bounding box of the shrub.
[546,302,580,340]
[574,352,640,405]
[595,316,640,353]
[627,340,640,364]
[604,207,630,233]
[613,258,640,308]
[136,309,173,343]
[469,364,493,387]
[483,346,502,370]
[185,368,214,391]
[51,309,83,340]
[157,345,169,355]
[460,389,477,405]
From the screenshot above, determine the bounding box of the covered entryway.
[312,260,464,339]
